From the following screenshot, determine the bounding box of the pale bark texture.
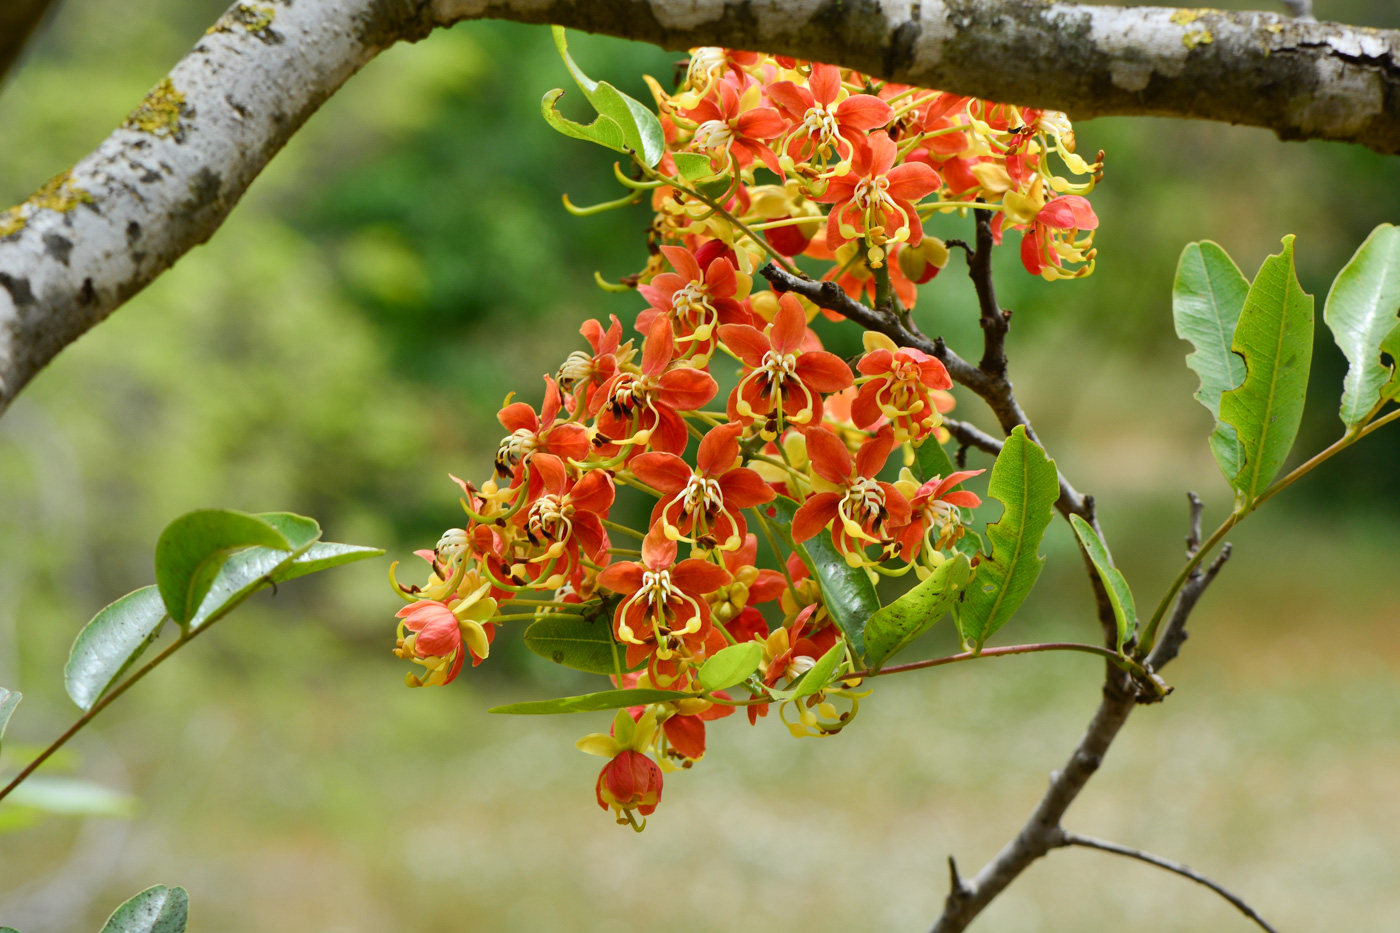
[1,0,1398,414]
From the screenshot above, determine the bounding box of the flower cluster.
[391,45,1101,829]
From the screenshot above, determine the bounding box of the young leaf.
[523,605,629,675]
[769,496,877,659]
[697,642,763,692]
[0,687,20,756]
[1173,240,1250,483]
[1068,516,1137,652]
[1218,235,1315,509]
[272,542,384,582]
[913,435,959,484]
[65,585,168,711]
[863,553,974,670]
[489,688,691,715]
[790,642,845,700]
[954,427,1059,651]
[549,27,665,167]
[98,885,189,933]
[154,510,291,625]
[541,88,628,153]
[673,151,719,183]
[1324,223,1400,428]
[5,775,137,818]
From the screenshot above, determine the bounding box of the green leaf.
[1218,235,1315,509]
[1173,241,1251,483]
[769,496,878,660]
[98,885,189,933]
[1,926,20,932]
[154,510,291,625]
[0,687,20,756]
[549,27,665,167]
[863,553,974,670]
[65,586,168,711]
[790,642,845,699]
[489,688,691,715]
[1068,516,1136,652]
[913,435,959,483]
[253,512,322,551]
[673,151,718,182]
[271,541,384,582]
[4,775,137,818]
[954,427,1059,651]
[697,642,763,692]
[1324,223,1400,427]
[541,88,628,153]
[523,603,632,675]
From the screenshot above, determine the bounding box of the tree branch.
[0,0,60,87]
[1057,831,1280,933]
[927,489,1232,932]
[434,0,1400,154]
[3,0,1398,417]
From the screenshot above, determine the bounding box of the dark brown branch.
[969,209,1009,377]
[928,488,1233,933]
[1057,832,1280,933]
[0,0,59,87]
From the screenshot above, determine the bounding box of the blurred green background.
[2,1,1398,930]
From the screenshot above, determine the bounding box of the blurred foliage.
[1,1,1398,931]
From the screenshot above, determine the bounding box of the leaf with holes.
[953,427,1059,651]
[864,553,974,670]
[1324,223,1400,427]
[1218,235,1315,510]
[547,26,664,166]
[1173,240,1250,483]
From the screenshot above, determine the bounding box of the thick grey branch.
[0,0,60,86]
[436,0,1400,154]
[1058,831,1280,933]
[0,0,432,414]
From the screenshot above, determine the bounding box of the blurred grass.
[1,1,1399,930]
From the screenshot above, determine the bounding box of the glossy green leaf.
[489,687,691,715]
[523,603,631,675]
[769,496,877,659]
[271,542,384,582]
[1069,515,1136,652]
[65,585,168,711]
[913,435,959,483]
[182,513,323,631]
[98,885,189,933]
[5,775,137,818]
[1218,235,1315,509]
[1173,241,1250,483]
[253,512,321,551]
[541,88,628,153]
[550,27,664,167]
[790,642,845,700]
[863,553,974,670]
[697,642,763,692]
[0,687,20,756]
[673,151,718,182]
[154,510,290,625]
[1324,224,1400,427]
[954,427,1059,651]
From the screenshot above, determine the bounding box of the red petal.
[630,452,692,494]
[808,63,840,106]
[851,382,884,429]
[663,715,706,760]
[661,245,701,282]
[769,292,807,355]
[498,401,538,434]
[641,526,678,568]
[886,162,941,201]
[568,468,616,514]
[736,108,786,140]
[672,558,731,595]
[597,561,646,595]
[765,81,813,119]
[855,429,894,479]
[697,421,743,476]
[642,315,675,376]
[804,425,852,485]
[857,348,894,376]
[656,367,718,412]
[835,93,893,130]
[791,492,841,543]
[717,323,770,367]
[717,467,776,508]
[704,257,737,299]
[794,351,854,393]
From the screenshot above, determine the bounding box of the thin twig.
[969,209,1010,376]
[1057,831,1280,933]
